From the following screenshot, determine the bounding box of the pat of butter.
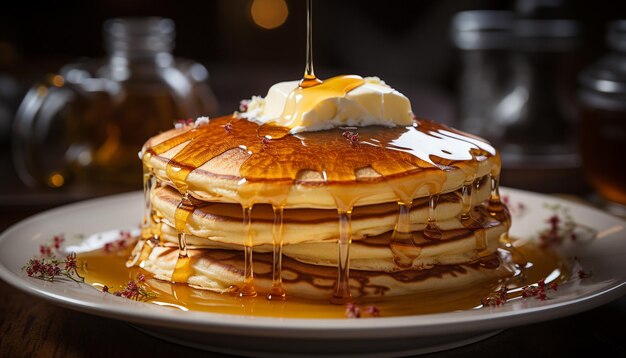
[240,76,414,133]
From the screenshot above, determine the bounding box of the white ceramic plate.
[1,188,625,357]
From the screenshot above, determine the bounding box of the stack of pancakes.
[133,116,512,300]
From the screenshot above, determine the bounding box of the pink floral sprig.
[481,286,509,307]
[174,118,195,129]
[104,230,135,253]
[571,256,593,280]
[38,234,64,258]
[239,99,250,112]
[23,252,83,283]
[345,303,381,318]
[224,122,233,133]
[521,279,559,301]
[342,130,359,144]
[501,195,526,217]
[538,204,578,248]
[23,234,83,283]
[102,273,156,302]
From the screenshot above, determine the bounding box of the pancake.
[142,116,498,209]
[148,180,492,246]
[139,247,514,299]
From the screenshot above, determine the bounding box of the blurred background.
[1,0,626,221]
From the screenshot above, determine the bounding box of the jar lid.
[450,11,514,50]
[579,21,626,95]
[104,17,175,54]
[607,20,626,53]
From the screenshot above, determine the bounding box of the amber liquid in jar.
[579,105,626,206]
[78,90,192,187]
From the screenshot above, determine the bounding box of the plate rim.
[1,187,625,339]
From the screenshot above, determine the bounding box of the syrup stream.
[268,205,286,300]
[127,167,157,268]
[424,195,442,240]
[300,0,322,88]
[171,194,194,283]
[389,201,420,268]
[240,205,257,297]
[331,210,353,303]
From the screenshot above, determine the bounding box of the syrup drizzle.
[268,205,285,300]
[300,0,322,88]
[330,210,353,303]
[171,193,194,283]
[127,166,158,268]
[488,173,510,223]
[389,201,420,268]
[240,205,257,296]
[424,195,442,240]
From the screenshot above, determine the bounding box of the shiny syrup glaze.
[78,239,567,318]
[142,113,504,302]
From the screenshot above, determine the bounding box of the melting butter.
[241,76,414,133]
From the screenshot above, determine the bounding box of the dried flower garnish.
[570,257,593,280]
[342,130,359,144]
[239,99,250,112]
[262,136,270,145]
[103,273,156,302]
[175,117,209,129]
[538,204,579,248]
[23,234,83,282]
[23,251,83,283]
[481,286,508,307]
[224,122,233,133]
[345,302,361,318]
[174,118,194,129]
[364,305,380,317]
[37,234,65,258]
[345,303,381,318]
[521,279,558,301]
[104,230,136,253]
[501,195,526,217]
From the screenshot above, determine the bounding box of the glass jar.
[12,17,218,190]
[452,7,585,194]
[451,10,514,138]
[578,20,626,209]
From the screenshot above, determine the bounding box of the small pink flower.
[364,305,380,317]
[345,303,361,318]
[239,99,250,112]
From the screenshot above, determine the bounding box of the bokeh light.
[250,0,288,30]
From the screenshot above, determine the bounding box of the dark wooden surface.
[1,278,625,358]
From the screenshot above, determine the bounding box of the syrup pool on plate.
[77,238,567,318]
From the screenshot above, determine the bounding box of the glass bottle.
[12,17,218,190]
[578,20,626,210]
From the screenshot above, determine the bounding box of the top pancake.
[142,115,499,209]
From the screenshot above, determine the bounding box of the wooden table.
[1,277,625,357]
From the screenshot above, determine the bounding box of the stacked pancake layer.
[131,115,512,300]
